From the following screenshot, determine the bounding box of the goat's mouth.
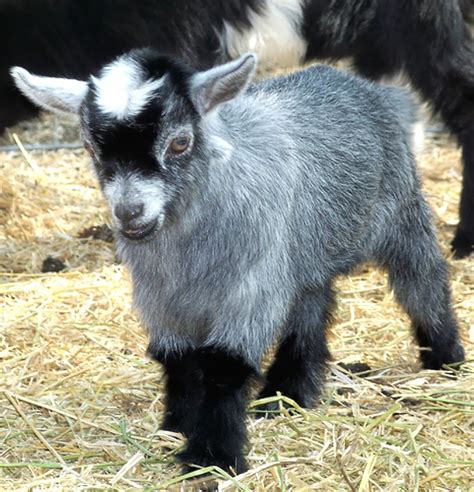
[120,219,157,241]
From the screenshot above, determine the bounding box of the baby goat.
[11,51,465,473]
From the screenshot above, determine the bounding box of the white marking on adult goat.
[92,56,165,120]
[412,120,426,155]
[379,71,426,154]
[223,0,307,71]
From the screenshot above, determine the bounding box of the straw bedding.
[0,87,472,491]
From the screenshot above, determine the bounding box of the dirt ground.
[0,84,473,490]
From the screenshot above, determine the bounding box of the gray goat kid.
[11,50,465,474]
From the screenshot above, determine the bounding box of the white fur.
[209,134,235,163]
[104,174,169,228]
[223,0,307,71]
[202,112,236,163]
[379,72,426,154]
[380,71,411,87]
[412,120,426,155]
[92,56,165,120]
[10,66,87,115]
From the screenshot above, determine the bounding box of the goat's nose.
[114,202,144,223]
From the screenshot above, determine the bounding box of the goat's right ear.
[189,53,257,115]
[10,67,88,116]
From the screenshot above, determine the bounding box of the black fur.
[177,348,256,474]
[147,347,204,436]
[0,0,262,131]
[148,344,257,474]
[257,285,334,414]
[83,51,200,182]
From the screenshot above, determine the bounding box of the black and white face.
[81,53,202,241]
[10,49,257,241]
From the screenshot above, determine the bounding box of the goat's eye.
[169,135,190,154]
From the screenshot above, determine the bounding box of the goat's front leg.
[177,347,257,474]
[148,347,203,436]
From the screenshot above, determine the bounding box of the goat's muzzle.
[120,218,157,241]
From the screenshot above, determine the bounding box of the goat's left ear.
[10,67,88,116]
[190,53,257,115]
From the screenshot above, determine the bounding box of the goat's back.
[216,65,419,275]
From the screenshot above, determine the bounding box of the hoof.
[177,447,248,476]
[420,342,465,370]
[451,228,473,259]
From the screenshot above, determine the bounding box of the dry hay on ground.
[0,120,473,491]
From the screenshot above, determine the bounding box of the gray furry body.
[12,50,465,473]
[123,66,424,367]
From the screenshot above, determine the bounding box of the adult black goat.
[2,0,474,258]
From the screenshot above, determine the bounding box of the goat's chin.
[119,216,163,242]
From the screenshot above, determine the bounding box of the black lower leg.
[452,138,474,258]
[257,286,333,414]
[380,202,465,369]
[148,347,203,436]
[178,347,257,474]
[393,256,464,369]
[414,317,465,370]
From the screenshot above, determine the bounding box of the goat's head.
[11,50,257,240]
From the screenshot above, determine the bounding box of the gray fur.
[112,58,461,368]
[11,52,464,371]
[128,69,432,365]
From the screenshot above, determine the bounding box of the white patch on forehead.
[223,0,307,71]
[92,56,165,120]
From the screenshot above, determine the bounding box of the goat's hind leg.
[256,286,334,416]
[378,200,465,369]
